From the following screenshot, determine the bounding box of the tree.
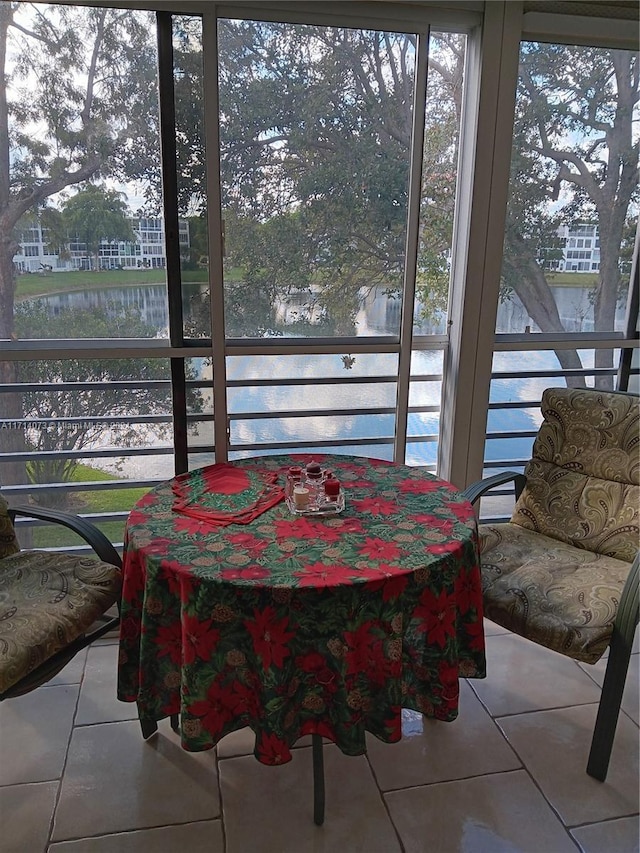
[61,184,135,271]
[173,22,465,338]
[216,22,417,335]
[0,2,159,485]
[13,300,203,506]
[415,33,465,325]
[503,44,639,387]
[210,24,640,359]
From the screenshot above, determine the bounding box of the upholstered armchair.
[463,387,639,782]
[0,495,122,700]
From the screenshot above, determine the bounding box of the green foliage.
[1,3,160,339]
[183,216,209,270]
[60,185,135,269]
[171,23,463,337]
[28,460,148,545]
[216,22,416,334]
[13,301,203,502]
[503,43,639,339]
[173,16,207,217]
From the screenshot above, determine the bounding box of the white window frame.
[439,1,639,489]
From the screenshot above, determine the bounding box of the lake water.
[30,282,622,479]
[36,278,625,337]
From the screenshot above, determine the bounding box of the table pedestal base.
[312,734,325,826]
[139,716,326,825]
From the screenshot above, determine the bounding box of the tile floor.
[1,621,638,853]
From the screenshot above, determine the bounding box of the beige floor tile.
[497,703,639,826]
[471,632,602,715]
[52,719,220,841]
[219,743,402,852]
[385,769,577,853]
[76,644,138,725]
[48,820,225,853]
[0,685,78,785]
[579,653,639,726]
[482,617,510,637]
[366,681,521,790]
[216,726,259,759]
[0,781,58,853]
[571,816,640,853]
[47,649,87,687]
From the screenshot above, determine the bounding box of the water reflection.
[41,285,171,337]
[28,281,621,479]
[32,279,626,339]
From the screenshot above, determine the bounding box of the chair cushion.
[0,550,121,694]
[479,522,633,664]
[511,388,639,562]
[0,495,20,559]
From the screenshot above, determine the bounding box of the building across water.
[543,223,600,273]
[13,216,190,273]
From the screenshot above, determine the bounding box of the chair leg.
[312,733,325,826]
[139,714,179,739]
[586,630,633,781]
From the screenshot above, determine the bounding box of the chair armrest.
[8,505,122,569]
[615,552,640,644]
[462,471,527,506]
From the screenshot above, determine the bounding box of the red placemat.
[172,463,284,526]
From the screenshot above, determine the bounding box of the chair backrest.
[511,387,639,562]
[0,495,20,558]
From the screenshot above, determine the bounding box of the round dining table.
[117,453,486,823]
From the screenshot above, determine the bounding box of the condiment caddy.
[284,461,345,515]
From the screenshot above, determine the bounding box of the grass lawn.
[545,272,598,287]
[28,463,150,549]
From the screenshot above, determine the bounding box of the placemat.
[172,463,284,526]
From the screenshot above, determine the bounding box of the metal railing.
[2,349,636,549]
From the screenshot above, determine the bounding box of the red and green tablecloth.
[117,454,486,765]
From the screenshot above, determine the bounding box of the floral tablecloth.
[117,454,485,765]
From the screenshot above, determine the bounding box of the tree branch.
[2,156,101,231]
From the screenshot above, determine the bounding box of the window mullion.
[394,28,430,465]
[439,0,523,488]
[157,11,188,475]
[204,5,229,463]
[618,223,640,392]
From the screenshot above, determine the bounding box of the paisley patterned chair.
[0,495,122,700]
[463,387,639,782]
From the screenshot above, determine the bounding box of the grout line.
[45,660,86,852]
[46,818,223,847]
[3,651,635,852]
[213,745,228,853]
[364,743,407,853]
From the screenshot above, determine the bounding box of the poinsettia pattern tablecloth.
[117,454,485,765]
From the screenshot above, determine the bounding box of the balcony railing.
[1,344,636,551]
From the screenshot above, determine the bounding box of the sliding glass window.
[0,3,176,546]
[482,38,639,518]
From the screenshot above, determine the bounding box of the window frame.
[1,1,637,507]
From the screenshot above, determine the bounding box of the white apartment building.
[13,217,190,273]
[551,223,601,273]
